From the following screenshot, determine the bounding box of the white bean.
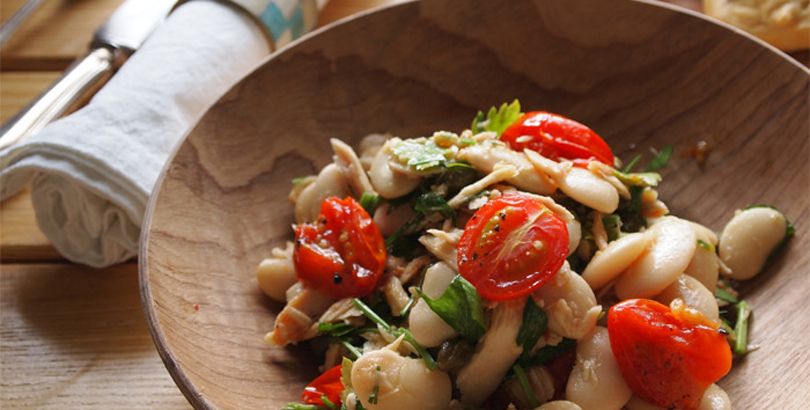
[557,166,620,214]
[684,223,720,293]
[697,384,731,410]
[615,217,697,299]
[369,139,422,199]
[581,232,649,290]
[256,241,297,302]
[718,207,789,280]
[256,256,297,302]
[351,347,452,410]
[294,163,351,223]
[655,274,719,321]
[373,202,415,237]
[566,327,632,410]
[535,401,584,410]
[409,262,459,347]
[533,262,601,340]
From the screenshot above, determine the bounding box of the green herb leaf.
[282,403,326,410]
[524,337,577,367]
[602,214,623,242]
[415,275,487,343]
[612,169,662,187]
[516,298,547,365]
[359,192,382,215]
[697,239,716,253]
[512,364,540,409]
[291,176,313,185]
[646,145,673,171]
[622,154,642,173]
[414,192,456,223]
[391,139,450,171]
[352,298,437,369]
[732,300,752,356]
[715,287,738,304]
[471,100,522,136]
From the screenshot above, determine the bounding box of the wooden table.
[0,0,806,408]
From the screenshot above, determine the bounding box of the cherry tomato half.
[457,193,569,301]
[294,196,386,300]
[500,111,614,166]
[607,299,732,410]
[302,365,344,406]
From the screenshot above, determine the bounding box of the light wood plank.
[1,0,126,68]
[0,71,61,123]
[0,263,191,409]
[0,186,60,262]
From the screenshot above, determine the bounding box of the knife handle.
[0,47,116,150]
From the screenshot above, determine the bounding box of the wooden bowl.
[139,0,810,408]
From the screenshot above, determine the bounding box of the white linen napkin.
[0,0,319,267]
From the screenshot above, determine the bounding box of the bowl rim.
[137,0,810,408]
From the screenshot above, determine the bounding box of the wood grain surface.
[2,0,808,409]
[141,0,810,409]
[0,0,406,409]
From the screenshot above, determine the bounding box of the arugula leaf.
[414,192,456,224]
[415,275,487,343]
[391,139,449,171]
[524,337,577,367]
[515,298,547,365]
[471,100,522,135]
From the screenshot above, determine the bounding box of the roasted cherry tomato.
[607,299,732,410]
[302,365,344,406]
[294,196,386,300]
[457,193,569,301]
[500,111,614,166]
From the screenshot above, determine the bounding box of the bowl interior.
[140,0,810,408]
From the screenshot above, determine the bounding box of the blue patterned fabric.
[228,0,318,48]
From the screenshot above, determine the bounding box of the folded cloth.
[0,0,318,267]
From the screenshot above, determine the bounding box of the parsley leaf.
[391,139,449,171]
[471,100,522,136]
[415,275,487,343]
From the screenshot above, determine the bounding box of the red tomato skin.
[294,197,386,300]
[607,299,732,410]
[457,193,569,301]
[302,365,344,406]
[500,111,614,166]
